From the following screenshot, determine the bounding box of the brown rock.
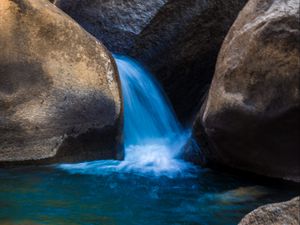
[0,0,123,165]
[51,0,247,121]
[239,197,300,225]
[193,0,300,181]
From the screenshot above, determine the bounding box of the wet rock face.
[0,0,123,165]
[239,197,300,225]
[193,0,300,182]
[53,0,247,121]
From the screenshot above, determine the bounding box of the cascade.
[59,55,195,177]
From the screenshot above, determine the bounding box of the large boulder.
[52,0,247,121]
[193,0,300,181]
[239,197,300,225]
[0,0,123,165]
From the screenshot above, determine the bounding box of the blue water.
[116,54,182,147]
[0,55,298,225]
[0,166,298,225]
[58,54,195,178]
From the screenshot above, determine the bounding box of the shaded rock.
[0,0,123,165]
[182,137,204,165]
[52,0,247,121]
[193,0,300,181]
[130,0,248,121]
[239,197,300,225]
[52,0,167,53]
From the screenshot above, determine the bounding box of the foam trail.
[58,55,197,178]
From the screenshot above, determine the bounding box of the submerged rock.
[0,0,123,165]
[193,0,300,182]
[0,221,41,225]
[215,186,268,204]
[52,0,247,121]
[239,197,300,225]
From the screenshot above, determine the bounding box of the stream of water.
[0,55,298,225]
[58,54,196,178]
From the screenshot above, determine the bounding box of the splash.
[58,55,197,177]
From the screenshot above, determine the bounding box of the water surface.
[0,166,298,225]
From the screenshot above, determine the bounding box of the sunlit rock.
[0,0,123,165]
[239,197,300,225]
[193,0,300,182]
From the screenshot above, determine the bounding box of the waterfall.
[115,54,182,148]
[58,55,196,177]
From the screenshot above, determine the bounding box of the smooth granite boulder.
[239,197,300,225]
[193,0,300,182]
[0,0,123,165]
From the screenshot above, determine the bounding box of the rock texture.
[193,0,300,181]
[131,0,248,121]
[239,197,300,225]
[52,0,167,53]
[0,0,123,165]
[52,0,247,121]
